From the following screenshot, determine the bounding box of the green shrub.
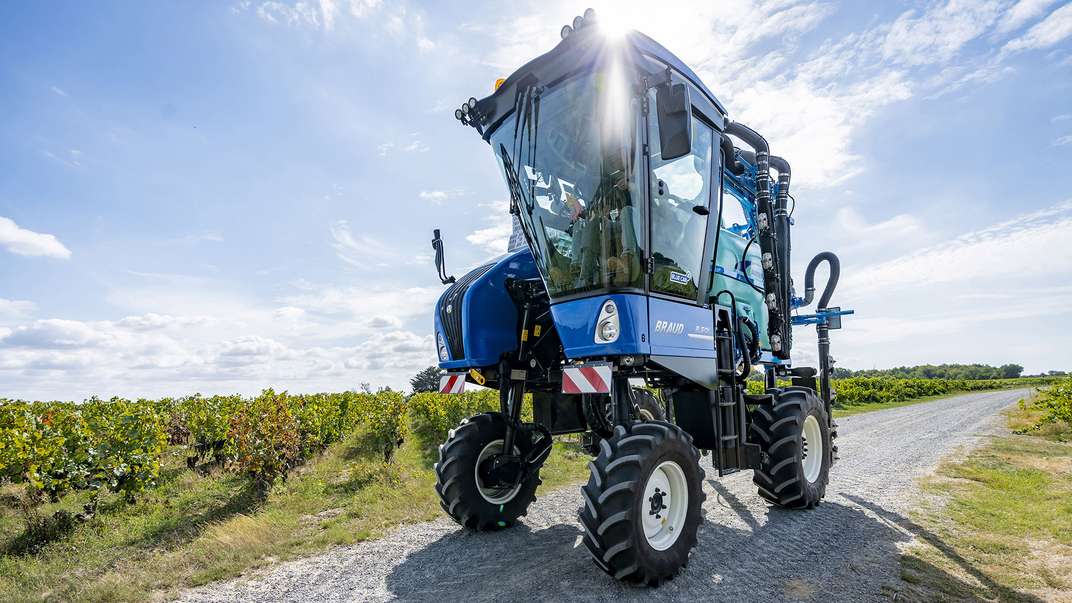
[81,398,168,501]
[225,390,300,488]
[362,391,409,462]
[0,401,90,502]
[1022,378,1072,434]
[180,394,241,466]
[291,393,340,457]
[407,390,499,454]
[743,376,1022,407]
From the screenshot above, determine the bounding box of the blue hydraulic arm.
[789,252,852,413]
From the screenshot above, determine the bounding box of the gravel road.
[177,389,1027,603]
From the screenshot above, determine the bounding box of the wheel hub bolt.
[648,487,668,519]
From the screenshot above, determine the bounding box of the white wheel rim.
[475,439,522,504]
[801,415,823,483]
[641,460,688,551]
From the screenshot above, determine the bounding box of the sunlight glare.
[596,10,630,40]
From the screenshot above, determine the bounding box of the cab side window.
[648,111,715,300]
[721,186,750,235]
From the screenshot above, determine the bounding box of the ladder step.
[720,435,738,441]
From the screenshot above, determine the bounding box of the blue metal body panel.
[435,248,539,370]
[647,297,716,358]
[551,293,649,359]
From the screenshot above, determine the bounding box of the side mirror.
[656,82,692,161]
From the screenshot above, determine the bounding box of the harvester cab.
[428,9,853,585]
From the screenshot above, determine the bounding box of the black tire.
[633,389,668,422]
[579,421,705,585]
[748,387,831,509]
[584,388,667,438]
[435,413,541,531]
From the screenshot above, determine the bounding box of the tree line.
[831,363,1026,380]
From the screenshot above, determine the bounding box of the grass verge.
[0,431,589,602]
[898,396,1072,601]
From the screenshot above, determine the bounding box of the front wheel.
[749,387,832,509]
[579,421,705,585]
[435,413,541,531]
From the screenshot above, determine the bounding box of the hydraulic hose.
[719,134,744,175]
[769,155,792,351]
[802,251,840,309]
[725,121,788,357]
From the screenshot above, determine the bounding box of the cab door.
[646,102,719,356]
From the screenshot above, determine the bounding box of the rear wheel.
[579,421,705,585]
[435,413,541,530]
[749,387,831,509]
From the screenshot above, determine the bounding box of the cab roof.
[473,24,728,140]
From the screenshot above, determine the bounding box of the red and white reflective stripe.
[562,364,612,394]
[439,373,466,394]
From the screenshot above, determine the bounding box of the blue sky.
[1,0,1070,400]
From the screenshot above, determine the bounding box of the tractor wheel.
[435,412,541,531]
[749,387,831,509]
[579,421,705,585]
[584,388,667,438]
[633,389,667,422]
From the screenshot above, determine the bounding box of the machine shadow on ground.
[384,479,1038,602]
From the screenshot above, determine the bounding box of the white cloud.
[401,139,429,153]
[283,283,437,321]
[995,0,1060,34]
[0,217,71,259]
[250,0,434,54]
[465,223,512,256]
[257,0,320,26]
[2,319,112,349]
[1003,2,1072,52]
[827,206,932,261]
[348,0,381,18]
[273,306,306,320]
[1054,134,1072,146]
[467,0,1025,188]
[0,298,35,319]
[159,232,224,245]
[419,190,449,202]
[0,291,439,399]
[318,0,338,29]
[882,1,1006,67]
[419,189,464,203]
[50,86,68,97]
[329,220,397,266]
[465,200,512,256]
[845,200,1072,294]
[116,313,210,330]
[378,134,429,156]
[216,335,289,365]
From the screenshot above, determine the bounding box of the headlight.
[437,333,449,361]
[599,321,618,341]
[594,299,620,344]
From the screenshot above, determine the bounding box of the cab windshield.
[490,70,644,299]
